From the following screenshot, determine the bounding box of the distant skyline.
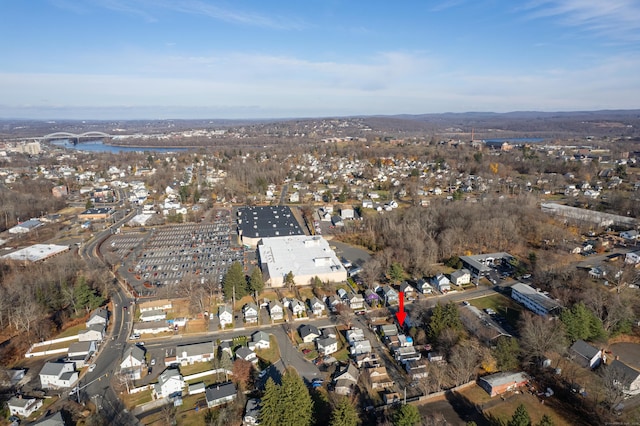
[2,0,640,120]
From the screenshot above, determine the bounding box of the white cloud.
[524,0,640,42]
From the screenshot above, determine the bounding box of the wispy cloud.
[73,0,305,29]
[524,0,640,42]
[430,0,467,12]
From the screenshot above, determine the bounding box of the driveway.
[272,325,322,384]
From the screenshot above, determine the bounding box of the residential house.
[380,286,399,305]
[300,324,321,343]
[364,289,380,307]
[399,282,416,300]
[268,301,284,321]
[243,398,261,426]
[350,340,372,356]
[67,341,97,368]
[132,321,170,335]
[290,299,306,317]
[85,308,109,328]
[354,353,380,369]
[367,366,394,389]
[478,371,530,397]
[243,303,259,324]
[78,324,104,342]
[431,274,451,293]
[346,328,365,344]
[379,324,398,337]
[337,288,348,300]
[31,411,67,426]
[7,396,43,418]
[120,345,147,380]
[334,363,359,396]
[205,382,237,408]
[450,269,471,286]
[153,369,185,399]
[609,360,640,395]
[235,347,258,364]
[405,360,429,380]
[626,250,640,265]
[427,352,444,363]
[348,293,365,310]
[620,230,639,241]
[219,305,233,328]
[570,340,604,369]
[415,279,433,294]
[39,362,78,389]
[251,331,271,350]
[140,309,167,322]
[394,346,421,363]
[317,337,338,355]
[327,295,344,312]
[309,297,326,316]
[219,341,233,358]
[176,341,215,365]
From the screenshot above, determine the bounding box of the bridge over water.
[40,131,112,144]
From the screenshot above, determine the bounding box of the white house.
[625,251,640,265]
[39,362,78,389]
[153,369,185,399]
[431,274,451,293]
[609,360,640,396]
[219,305,233,328]
[139,299,172,313]
[243,303,259,324]
[67,341,97,368]
[300,324,321,343]
[176,341,215,365]
[251,331,270,350]
[350,340,372,356]
[78,324,104,342]
[348,293,365,310]
[243,398,261,426]
[309,297,326,316]
[120,345,147,380]
[85,308,109,328]
[140,309,167,322]
[268,301,284,321]
[205,382,237,408]
[450,269,471,286]
[291,299,306,316]
[235,347,258,364]
[415,279,433,294]
[380,286,399,305]
[7,396,43,418]
[620,230,639,241]
[570,340,604,369]
[317,337,338,355]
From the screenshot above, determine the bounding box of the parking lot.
[106,212,245,297]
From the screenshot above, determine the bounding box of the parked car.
[88,364,96,372]
[151,358,156,366]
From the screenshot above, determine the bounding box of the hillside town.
[0,116,639,426]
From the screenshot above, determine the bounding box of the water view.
[50,139,188,153]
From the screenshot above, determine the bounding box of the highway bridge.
[39,131,112,144]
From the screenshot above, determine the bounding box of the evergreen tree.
[259,378,282,426]
[330,396,359,426]
[388,262,404,284]
[493,337,520,371]
[223,261,247,300]
[507,404,531,426]
[248,267,264,295]
[560,302,605,343]
[392,404,420,426]
[75,277,104,313]
[427,302,462,341]
[285,271,295,290]
[280,370,313,426]
[536,414,554,426]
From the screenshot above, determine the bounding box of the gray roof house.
[235,346,258,364]
[176,341,215,365]
[243,398,261,426]
[8,395,43,418]
[251,331,270,349]
[39,362,78,389]
[609,360,640,395]
[205,382,237,408]
[299,324,321,343]
[570,340,604,369]
[85,308,109,328]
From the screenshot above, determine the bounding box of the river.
[50,140,188,153]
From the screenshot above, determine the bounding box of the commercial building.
[1,244,70,263]
[237,206,304,247]
[478,371,529,397]
[258,236,347,287]
[511,282,562,316]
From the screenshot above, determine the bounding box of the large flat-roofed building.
[460,252,514,277]
[1,244,70,263]
[511,282,562,316]
[78,207,114,221]
[237,206,304,247]
[258,236,347,287]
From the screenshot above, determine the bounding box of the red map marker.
[395,292,406,326]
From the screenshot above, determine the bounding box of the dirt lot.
[609,342,640,370]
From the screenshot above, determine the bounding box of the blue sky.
[1,0,639,119]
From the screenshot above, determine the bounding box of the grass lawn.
[29,396,58,420]
[141,394,208,426]
[256,336,281,364]
[123,389,153,409]
[55,323,86,339]
[484,392,572,426]
[469,293,522,326]
[179,362,213,377]
[185,318,207,333]
[298,288,315,301]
